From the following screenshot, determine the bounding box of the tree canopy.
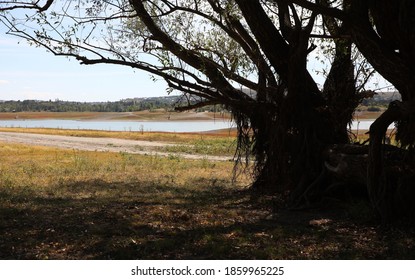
[1,0,414,222]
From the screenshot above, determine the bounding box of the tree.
[286,0,415,221]
[2,0,411,220]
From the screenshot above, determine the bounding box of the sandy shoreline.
[0,131,233,161]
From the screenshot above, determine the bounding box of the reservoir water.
[0,119,394,132]
[0,119,234,133]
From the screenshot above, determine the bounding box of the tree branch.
[174,100,219,112]
[130,0,253,103]
[0,0,54,12]
[288,0,347,20]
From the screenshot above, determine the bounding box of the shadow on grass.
[1,178,415,259]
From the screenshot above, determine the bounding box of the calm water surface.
[0,119,394,132]
[0,119,234,133]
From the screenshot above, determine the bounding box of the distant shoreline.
[0,110,232,122]
[0,109,381,121]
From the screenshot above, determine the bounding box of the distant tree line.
[360,91,402,111]
[0,92,391,113]
[0,96,188,112]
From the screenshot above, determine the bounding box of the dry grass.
[0,142,250,259]
[0,127,238,157]
[1,141,415,259]
[0,126,235,142]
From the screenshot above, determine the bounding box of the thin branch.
[288,0,347,20]
[309,33,350,39]
[0,0,54,12]
[130,0,253,103]
[174,100,219,112]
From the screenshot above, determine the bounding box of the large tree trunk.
[239,28,338,203]
[367,100,415,221]
[323,39,360,144]
[235,26,362,209]
[367,101,402,220]
[345,0,415,221]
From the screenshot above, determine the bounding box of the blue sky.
[1,24,390,103]
[0,30,169,102]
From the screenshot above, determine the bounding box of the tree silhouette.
[288,0,415,221]
[2,0,413,221]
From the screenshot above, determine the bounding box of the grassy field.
[0,142,250,259]
[1,139,415,259]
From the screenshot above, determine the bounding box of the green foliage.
[0,97,180,112]
[0,97,228,113]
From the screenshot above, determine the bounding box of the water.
[352,120,395,130]
[0,119,234,133]
[0,119,394,132]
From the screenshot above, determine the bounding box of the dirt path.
[0,132,232,161]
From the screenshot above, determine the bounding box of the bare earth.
[0,131,231,161]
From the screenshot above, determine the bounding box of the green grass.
[160,138,236,156]
[1,141,415,259]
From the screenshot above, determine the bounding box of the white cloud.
[0,80,10,85]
